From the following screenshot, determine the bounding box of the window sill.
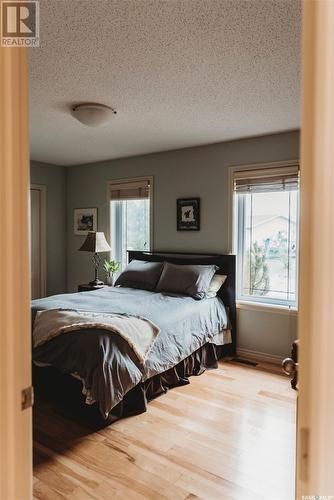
[236,300,298,316]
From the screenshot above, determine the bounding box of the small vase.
[106,275,114,286]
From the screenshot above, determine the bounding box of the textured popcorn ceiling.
[29,0,301,166]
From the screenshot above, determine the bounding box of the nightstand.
[78,284,109,292]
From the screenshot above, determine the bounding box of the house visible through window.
[233,165,299,307]
[110,178,151,270]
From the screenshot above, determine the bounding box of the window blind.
[233,165,299,193]
[109,179,150,200]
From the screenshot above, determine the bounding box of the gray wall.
[238,307,297,359]
[66,130,299,358]
[30,161,67,295]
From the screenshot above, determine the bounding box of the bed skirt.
[33,342,231,428]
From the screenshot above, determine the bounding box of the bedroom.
[2,0,334,499]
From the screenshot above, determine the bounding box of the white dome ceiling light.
[71,103,117,127]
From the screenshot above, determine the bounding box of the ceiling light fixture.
[71,103,117,127]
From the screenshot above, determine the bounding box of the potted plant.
[103,259,120,286]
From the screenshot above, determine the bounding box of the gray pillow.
[115,259,164,291]
[156,262,218,299]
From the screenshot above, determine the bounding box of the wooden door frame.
[31,184,47,297]
[0,47,32,499]
[297,0,334,496]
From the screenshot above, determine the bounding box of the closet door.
[30,185,46,299]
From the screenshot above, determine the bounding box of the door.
[30,185,46,299]
[0,47,32,499]
[297,0,334,496]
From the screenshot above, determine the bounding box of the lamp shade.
[78,231,111,253]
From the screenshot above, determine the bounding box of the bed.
[32,251,236,427]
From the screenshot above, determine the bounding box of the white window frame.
[228,160,300,312]
[106,176,154,265]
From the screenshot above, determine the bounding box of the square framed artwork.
[74,208,97,235]
[177,198,200,231]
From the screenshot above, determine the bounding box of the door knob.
[282,357,298,376]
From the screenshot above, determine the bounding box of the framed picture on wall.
[74,207,97,235]
[177,198,200,231]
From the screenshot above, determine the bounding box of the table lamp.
[78,231,111,286]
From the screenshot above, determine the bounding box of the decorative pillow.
[115,260,164,291]
[156,262,218,299]
[206,274,227,298]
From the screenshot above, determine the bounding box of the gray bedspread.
[32,286,230,417]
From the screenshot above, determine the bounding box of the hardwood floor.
[33,360,296,500]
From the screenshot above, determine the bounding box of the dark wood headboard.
[128,250,236,354]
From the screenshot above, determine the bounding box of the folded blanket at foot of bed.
[33,308,160,364]
[33,308,161,418]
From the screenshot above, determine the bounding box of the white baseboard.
[236,348,283,365]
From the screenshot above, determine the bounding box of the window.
[233,165,299,308]
[109,178,152,269]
